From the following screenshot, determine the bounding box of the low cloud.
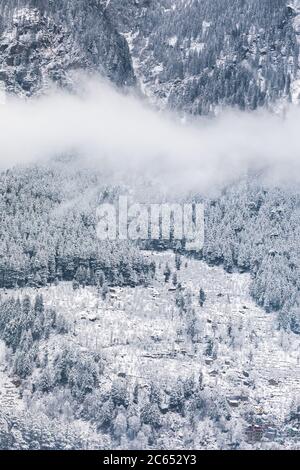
[0,77,299,193]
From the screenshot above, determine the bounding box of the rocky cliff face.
[0,0,135,97]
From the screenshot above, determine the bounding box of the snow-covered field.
[5,250,299,439]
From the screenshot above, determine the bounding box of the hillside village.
[1,250,299,449]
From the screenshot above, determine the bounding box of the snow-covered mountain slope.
[1,251,299,449]
[108,0,300,114]
[0,0,135,97]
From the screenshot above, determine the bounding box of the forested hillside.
[0,1,299,112]
[142,179,300,335]
[0,164,155,289]
[0,0,300,452]
[1,252,299,450]
[204,181,300,334]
